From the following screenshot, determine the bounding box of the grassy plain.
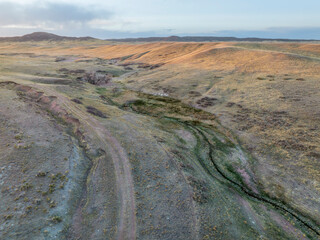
[0,40,319,239]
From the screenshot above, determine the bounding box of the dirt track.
[36,85,137,239]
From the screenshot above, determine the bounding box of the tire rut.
[28,85,137,240]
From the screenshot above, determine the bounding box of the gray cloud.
[0,2,319,40]
[0,2,112,26]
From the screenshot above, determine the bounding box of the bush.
[50,216,62,223]
[86,106,107,118]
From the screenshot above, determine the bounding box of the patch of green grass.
[96,87,107,95]
[177,136,187,145]
[131,99,146,106]
[139,93,180,104]
[210,135,234,154]
[225,164,245,186]
[109,69,127,77]
[135,51,150,59]
[121,54,135,61]
[125,93,215,121]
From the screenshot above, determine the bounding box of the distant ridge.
[107,35,317,42]
[0,32,317,42]
[0,32,97,42]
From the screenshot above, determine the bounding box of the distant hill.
[0,32,317,43]
[107,35,317,42]
[0,32,97,42]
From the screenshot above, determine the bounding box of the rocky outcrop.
[82,72,112,85]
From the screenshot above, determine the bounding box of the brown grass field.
[0,40,320,239]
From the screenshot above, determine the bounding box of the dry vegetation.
[0,40,319,240]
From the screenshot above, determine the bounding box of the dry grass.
[0,40,320,239]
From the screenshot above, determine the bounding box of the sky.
[0,0,320,39]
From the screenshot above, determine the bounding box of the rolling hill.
[0,38,319,239]
[0,32,96,42]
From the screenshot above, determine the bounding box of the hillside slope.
[0,32,96,42]
[0,40,319,239]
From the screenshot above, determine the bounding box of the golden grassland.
[0,40,320,239]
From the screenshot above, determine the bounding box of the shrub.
[50,216,62,223]
[86,106,107,118]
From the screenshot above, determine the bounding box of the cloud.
[0,1,319,40]
[0,1,112,28]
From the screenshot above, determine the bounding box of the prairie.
[0,40,320,239]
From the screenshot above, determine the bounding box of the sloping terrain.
[0,32,97,42]
[0,40,320,239]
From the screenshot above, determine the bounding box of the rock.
[82,72,112,85]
